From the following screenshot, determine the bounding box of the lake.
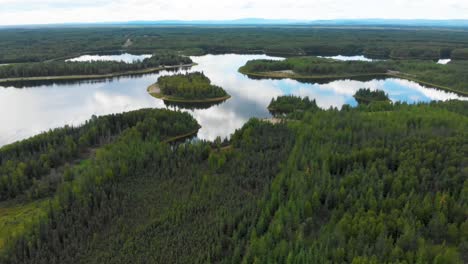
[318,55,375,61]
[437,59,451,64]
[0,54,466,147]
[66,53,152,63]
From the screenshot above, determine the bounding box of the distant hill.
[307,19,468,27]
[125,18,311,25]
[2,18,468,28]
[112,18,468,27]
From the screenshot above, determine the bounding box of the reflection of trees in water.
[1,78,111,88]
[244,73,389,84]
[163,99,228,110]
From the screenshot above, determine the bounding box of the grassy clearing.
[0,199,49,250]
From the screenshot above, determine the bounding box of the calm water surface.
[437,59,451,65]
[318,55,375,61]
[1,54,466,146]
[66,53,152,63]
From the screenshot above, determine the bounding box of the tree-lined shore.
[239,57,468,96]
[0,53,193,82]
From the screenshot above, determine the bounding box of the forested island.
[353,88,390,104]
[0,98,467,263]
[239,57,468,96]
[0,53,193,82]
[148,72,230,103]
[268,95,320,117]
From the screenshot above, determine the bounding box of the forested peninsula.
[0,53,193,82]
[239,57,468,96]
[148,72,230,103]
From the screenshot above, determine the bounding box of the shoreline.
[239,68,468,97]
[0,63,196,84]
[163,128,201,143]
[353,95,391,103]
[147,83,231,103]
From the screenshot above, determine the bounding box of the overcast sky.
[1,0,467,26]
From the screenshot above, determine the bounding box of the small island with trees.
[353,88,390,104]
[268,95,320,115]
[148,72,231,103]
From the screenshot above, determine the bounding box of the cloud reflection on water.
[0,54,466,146]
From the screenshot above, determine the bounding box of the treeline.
[157,72,228,99]
[240,57,468,94]
[240,98,468,263]
[386,60,468,94]
[354,88,390,104]
[0,109,198,201]
[1,27,468,63]
[0,54,192,79]
[240,57,388,76]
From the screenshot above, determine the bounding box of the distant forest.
[1,27,468,63]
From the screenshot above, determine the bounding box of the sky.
[0,0,467,26]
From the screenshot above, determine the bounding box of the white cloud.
[0,0,467,25]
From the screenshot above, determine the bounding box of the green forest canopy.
[0,98,466,263]
[1,27,468,63]
[0,108,199,201]
[156,72,229,100]
[268,95,320,116]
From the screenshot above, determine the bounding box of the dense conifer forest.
[155,72,229,100]
[1,27,468,63]
[0,98,466,263]
[240,57,386,76]
[0,109,198,201]
[240,98,468,264]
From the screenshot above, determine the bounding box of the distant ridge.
[2,18,468,28]
[124,18,310,25]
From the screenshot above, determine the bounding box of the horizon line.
[2,18,468,28]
